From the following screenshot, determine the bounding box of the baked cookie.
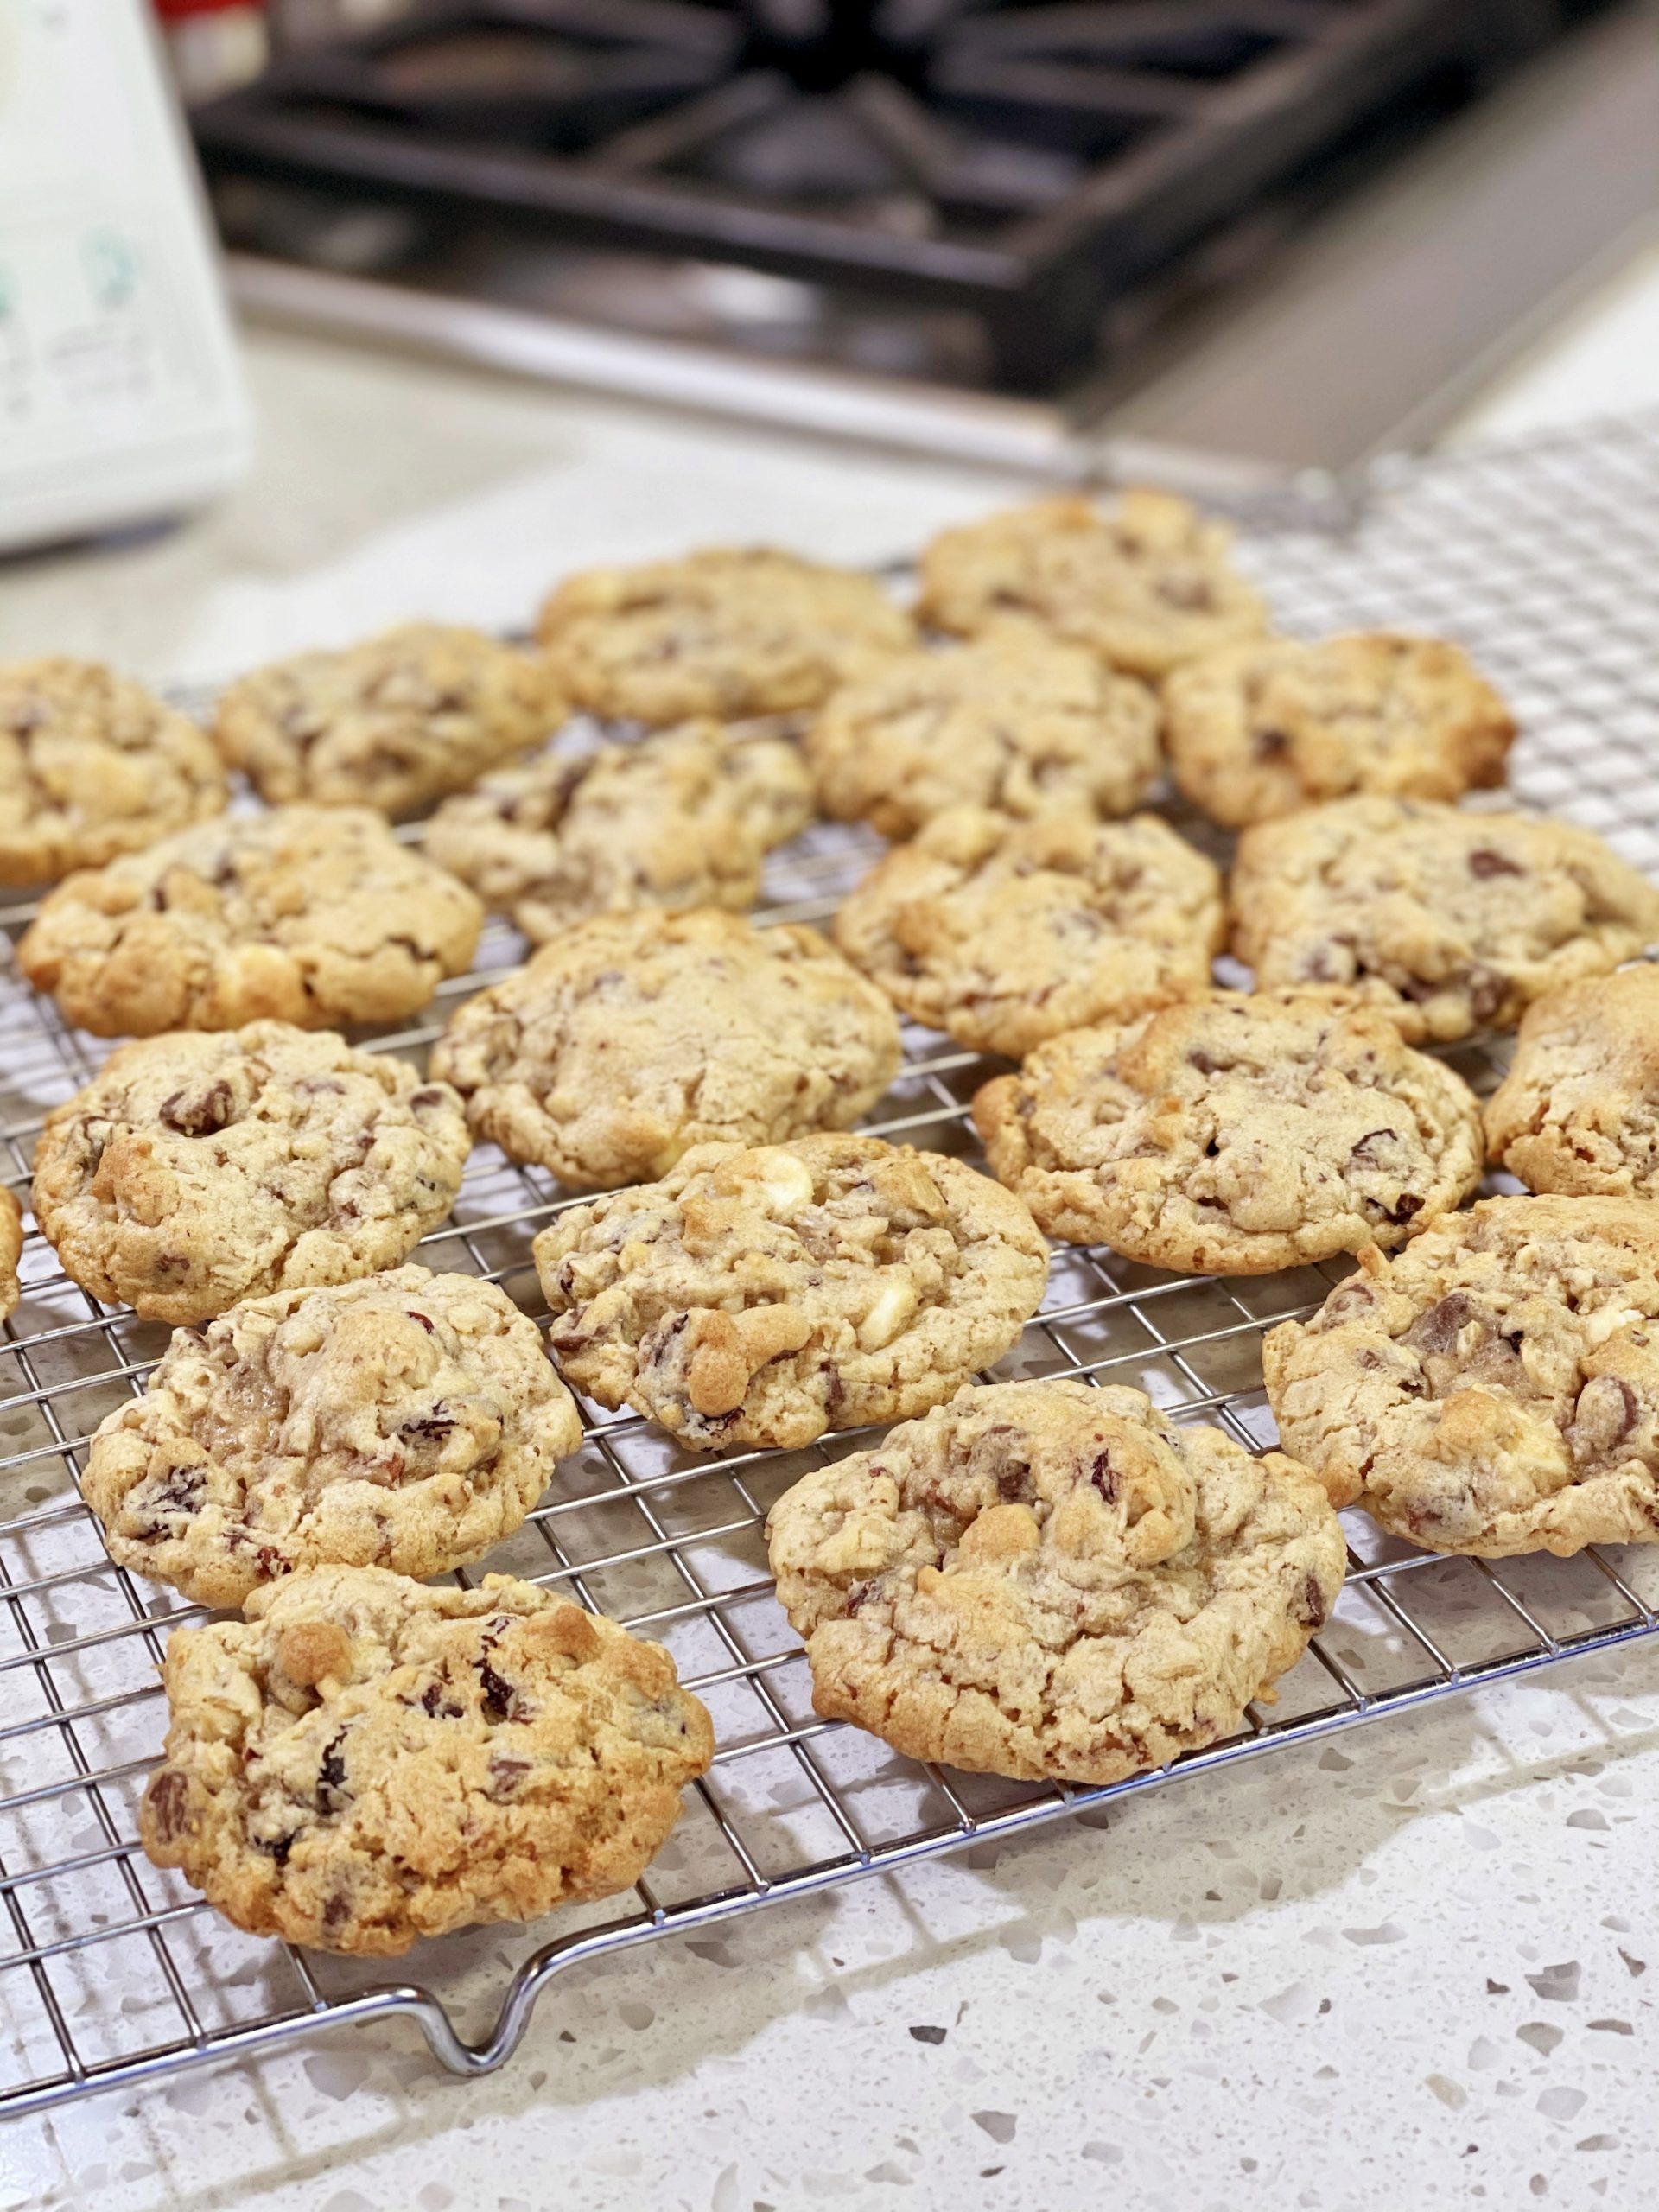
[1264,1195,1659,1556]
[1230,798,1659,1044]
[917,491,1268,678]
[84,1268,581,1607]
[1164,632,1515,829]
[18,804,482,1037]
[0,1186,22,1323]
[535,1134,1049,1451]
[214,623,563,819]
[1484,966,1659,1198]
[804,628,1160,839]
[974,992,1483,1274]
[766,1379,1344,1783]
[33,1023,470,1325]
[140,1564,714,1955]
[538,547,914,723]
[425,722,813,945]
[432,909,902,1190]
[833,805,1224,1058]
[0,658,226,887]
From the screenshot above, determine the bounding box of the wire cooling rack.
[3,412,1659,2122]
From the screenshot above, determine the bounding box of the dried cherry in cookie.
[139,1565,713,1954]
[534,1133,1049,1451]
[32,1023,470,1324]
[1264,1194,1659,1555]
[766,1379,1344,1783]
[974,991,1484,1274]
[432,908,901,1190]
[84,1267,581,1606]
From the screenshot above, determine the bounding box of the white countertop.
[6,252,1659,2210]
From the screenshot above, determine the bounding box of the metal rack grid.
[3,410,1659,2122]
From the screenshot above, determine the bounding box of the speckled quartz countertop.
[5,251,1659,2209]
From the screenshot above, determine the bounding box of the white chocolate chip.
[857,1274,917,1351]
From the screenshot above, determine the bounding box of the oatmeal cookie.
[805,628,1160,839]
[432,908,901,1190]
[18,804,482,1037]
[1263,1195,1659,1555]
[140,1564,714,1955]
[1165,632,1515,829]
[974,991,1483,1273]
[0,658,226,887]
[33,1023,470,1325]
[214,623,563,819]
[0,1187,22,1323]
[766,1379,1344,1783]
[535,1134,1049,1451]
[1483,965,1659,1198]
[425,722,812,944]
[833,805,1224,1058]
[1230,797,1659,1044]
[538,547,913,722]
[917,491,1268,678]
[84,1268,579,1607]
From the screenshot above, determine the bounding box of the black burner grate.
[194,0,1599,389]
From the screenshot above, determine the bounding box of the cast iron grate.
[2,410,1658,2119]
[192,0,1594,389]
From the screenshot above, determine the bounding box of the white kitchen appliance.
[0,0,254,554]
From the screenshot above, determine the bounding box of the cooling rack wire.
[3,412,1658,2119]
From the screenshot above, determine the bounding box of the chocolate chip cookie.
[1165,632,1515,829]
[536,1134,1050,1451]
[0,1187,22,1323]
[140,1564,714,1954]
[18,804,483,1037]
[1484,965,1659,1198]
[84,1267,581,1607]
[917,491,1268,678]
[432,908,901,1190]
[424,722,813,945]
[214,623,563,819]
[804,627,1161,839]
[833,805,1224,1058]
[33,1023,470,1324]
[766,1378,1344,1783]
[538,547,914,723]
[1264,1195,1659,1556]
[974,991,1484,1274]
[1230,798,1659,1044]
[0,658,227,887]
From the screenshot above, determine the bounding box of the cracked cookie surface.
[974,991,1483,1273]
[1483,965,1659,1199]
[18,804,483,1037]
[425,722,812,945]
[214,623,563,818]
[766,1379,1344,1783]
[535,1134,1049,1451]
[1165,632,1514,829]
[1230,797,1659,1045]
[805,627,1160,839]
[917,491,1267,678]
[1263,1194,1659,1555]
[84,1267,581,1606]
[33,1022,470,1324]
[833,804,1224,1058]
[538,547,914,722]
[0,658,227,886]
[140,1564,714,1955]
[432,908,901,1190]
